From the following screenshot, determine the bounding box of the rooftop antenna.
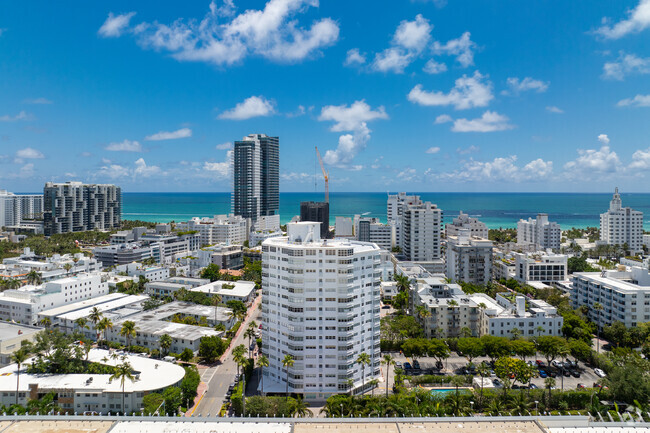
[315,146,329,203]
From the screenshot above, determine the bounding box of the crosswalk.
[201,366,219,383]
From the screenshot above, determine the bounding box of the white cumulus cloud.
[503,77,549,95]
[598,134,610,144]
[23,97,53,105]
[448,111,514,133]
[145,128,192,141]
[595,0,650,39]
[436,155,552,182]
[431,32,477,67]
[393,14,432,52]
[105,139,143,152]
[98,12,136,38]
[117,0,338,65]
[602,52,650,80]
[630,148,650,170]
[546,106,564,114]
[216,142,233,150]
[218,95,275,120]
[425,147,440,154]
[318,100,388,167]
[423,59,447,74]
[408,71,493,110]
[564,145,622,179]
[16,147,45,159]
[617,94,650,107]
[344,48,366,66]
[372,48,414,73]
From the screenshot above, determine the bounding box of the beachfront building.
[0,349,185,414]
[43,182,121,236]
[600,187,644,254]
[175,215,248,246]
[514,252,568,284]
[446,211,488,239]
[356,217,395,250]
[571,266,650,328]
[334,216,354,238]
[387,192,422,250]
[261,222,381,399]
[402,202,443,262]
[517,214,561,251]
[233,134,279,224]
[300,201,330,239]
[0,190,43,230]
[445,229,493,285]
[0,273,108,325]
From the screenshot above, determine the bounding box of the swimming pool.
[429,388,470,396]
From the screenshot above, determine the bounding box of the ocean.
[122,192,650,230]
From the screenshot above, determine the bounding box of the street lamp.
[470,401,474,416]
[534,401,538,414]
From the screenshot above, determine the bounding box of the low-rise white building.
[475,293,563,338]
[643,234,650,248]
[571,266,650,328]
[334,216,354,238]
[0,273,108,325]
[356,217,395,250]
[249,230,283,247]
[191,280,256,305]
[0,323,42,366]
[517,214,561,251]
[176,215,248,246]
[514,252,568,284]
[1,249,101,282]
[445,230,493,285]
[115,264,169,282]
[0,349,185,414]
[446,211,488,239]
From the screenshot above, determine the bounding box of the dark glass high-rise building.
[232,134,279,222]
[300,201,330,239]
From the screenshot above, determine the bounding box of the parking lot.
[386,352,603,391]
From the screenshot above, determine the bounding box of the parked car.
[594,368,606,378]
[413,360,421,369]
[577,383,585,389]
[548,370,557,378]
[551,360,563,368]
[493,378,502,387]
[563,369,571,377]
[529,383,538,389]
[539,370,548,378]
[395,361,402,368]
[512,384,520,389]
[571,370,581,378]
[536,360,545,367]
[436,361,444,370]
[403,362,412,370]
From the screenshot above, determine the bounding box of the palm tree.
[97,317,113,346]
[159,334,172,357]
[63,263,73,275]
[450,375,467,416]
[545,377,556,404]
[536,326,545,337]
[110,360,135,415]
[119,321,137,351]
[213,293,222,324]
[38,317,51,329]
[11,349,28,406]
[460,326,473,338]
[26,270,42,286]
[89,307,103,342]
[257,355,269,396]
[394,273,410,292]
[511,327,522,340]
[355,352,371,396]
[4,278,20,291]
[245,325,257,358]
[293,396,313,417]
[593,302,603,354]
[282,355,295,400]
[477,363,490,409]
[74,317,88,335]
[232,344,247,378]
[382,354,395,397]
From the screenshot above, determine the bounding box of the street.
[192,297,262,416]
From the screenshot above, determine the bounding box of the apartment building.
[387,192,422,249]
[300,201,330,239]
[446,211,488,239]
[402,202,442,262]
[356,217,395,250]
[43,182,121,236]
[0,349,184,414]
[571,266,650,328]
[0,190,43,229]
[445,230,493,285]
[600,188,644,253]
[261,222,381,400]
[517,214,561,251]
[0,273,108,325]
[175,215,248,246]
[514,252,568,284]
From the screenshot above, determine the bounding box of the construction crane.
[315,146,329,203]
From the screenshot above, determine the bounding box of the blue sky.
[2,0,650,193]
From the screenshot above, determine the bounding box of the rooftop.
[0,322,42,342]
[192,280,256,298]
[0,348,184,393]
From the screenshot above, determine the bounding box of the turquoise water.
[122,192,650,230]
[429,388,469,396]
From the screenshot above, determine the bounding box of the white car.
[594,368,606,378]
